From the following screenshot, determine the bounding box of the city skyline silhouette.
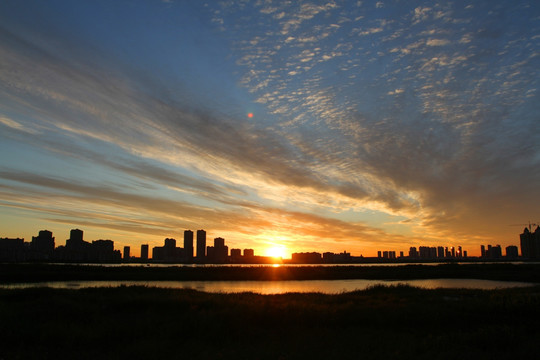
[2,224,537,264]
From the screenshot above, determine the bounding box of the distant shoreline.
[2,262,540,283]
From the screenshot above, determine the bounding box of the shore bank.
[1,262,540,283]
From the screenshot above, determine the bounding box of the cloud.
[1,0,539,254]
[426,38,450,46]
[0,169,412,253]
[0,116,37,134]
[387,88,404,95]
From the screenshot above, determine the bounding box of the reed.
[1,285,539,359]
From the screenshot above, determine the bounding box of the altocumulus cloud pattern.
[0,0,538,256]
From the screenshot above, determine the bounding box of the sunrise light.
[264,246,287,259]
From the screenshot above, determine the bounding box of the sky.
[0,0,539,258]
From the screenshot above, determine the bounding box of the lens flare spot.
[247,113,253,118]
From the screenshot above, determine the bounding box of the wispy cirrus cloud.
[0,0,539,255]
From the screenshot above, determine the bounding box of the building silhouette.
[152,238,184,262]
[506,245,519,259]
[291,252,322,263]
[323,251,351,263]
[140,244,149,260]
[230,248,242,262]
[31,230,55,260]
[184,230,194,261]
[51,229,121,262]
[90,240,120,262]
[207,237,228,263]
[123,246,130,260]
[520,226,540,259]
[480,244,502,259]
[196,230,206,260]
[62,229,91,261]
[0,237,25,262]
[67,229,84,244]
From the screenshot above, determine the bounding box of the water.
[45,261,535,268]
[1,278,535,294]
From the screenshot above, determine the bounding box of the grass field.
[1,284,540,359]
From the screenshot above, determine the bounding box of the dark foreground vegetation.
[1,285,539,359]
[2,262,540,283]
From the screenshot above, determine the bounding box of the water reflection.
[45,261,537,268]
[2,279,535,294]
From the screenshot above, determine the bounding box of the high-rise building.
[184,230,194,261]
[520,226,540,259]
[196,230,206,259]
[482,244,502,259]
[164,238,176,248]
[31,230,55,257]
[506,245,518,259]
[0,237,25,262]
[437,246,445,258]
[91,240,116,262]
[70,229,83,242]
[214,237,225,248]
[207,237,228,263]
[152,238,183,262]
[141,244,149,260]
[123,246,130,260]
[65,228,88,257]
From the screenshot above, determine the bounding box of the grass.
[1,284,540,359]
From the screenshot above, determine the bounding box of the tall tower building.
[184,230,194,261]
[520,226,540,259]
[141,244,149,260]
[196,230,206,259]
[123,246,130,260]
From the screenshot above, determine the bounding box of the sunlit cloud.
[0,0,539,256]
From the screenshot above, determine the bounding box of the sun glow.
[265,246,287,259]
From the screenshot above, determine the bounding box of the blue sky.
[1,0,539,257]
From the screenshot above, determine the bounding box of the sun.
[265,246,286,259]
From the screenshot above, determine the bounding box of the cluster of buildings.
[290,251,352,264]
[476,225,540,260]
[144,230,263,264]
[375,246,467,261]
[0,228,266,264]
[1,226,539,264]
[479,244,519,259]
[0,229,121,263]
